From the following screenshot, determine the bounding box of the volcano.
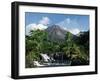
[45,25,68,42]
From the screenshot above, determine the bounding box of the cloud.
[39,17,50,25]
[37,24,48,30]
[26,23,36,35]
[57,18,80,28]
[26,23,48,35]
[66,18,71,24]
[56,18,80,35]
[26,16,50,35]
[56,18,71,27]
[68,28,80,35]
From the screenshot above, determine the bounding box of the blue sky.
[25,12,89,35]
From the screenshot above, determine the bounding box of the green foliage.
[25,30,89,68]
[26,30,48,67]
[62,32,89,65]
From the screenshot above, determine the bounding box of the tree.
[25,29,48,67]
[73,31,89,65]
[62,32,88,65]
[63,32,73,58]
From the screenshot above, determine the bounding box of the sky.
[25,12,89,35]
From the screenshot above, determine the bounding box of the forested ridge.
[25,25,89,68]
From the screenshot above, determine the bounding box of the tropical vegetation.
[25,26,89,68]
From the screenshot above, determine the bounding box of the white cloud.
[56,18,81,35]
[26,23,36,35]
[26,23,48,35]
[26,16,50,35]
[37,24,48,30]
[66,18,71,24]
[39,17,50,25]
[56,18,72,27]
[68,28,80,35]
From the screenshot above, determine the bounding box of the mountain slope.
[45,25,68,42]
